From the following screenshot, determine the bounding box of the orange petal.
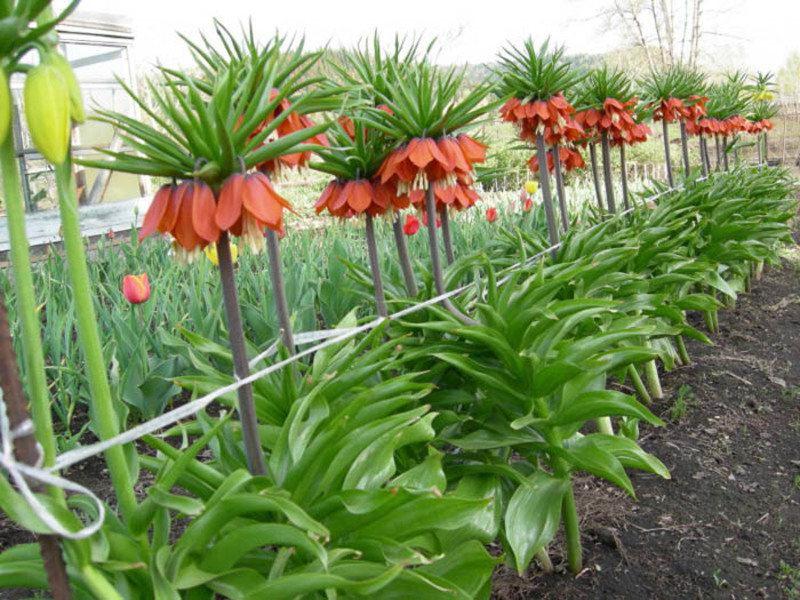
[243,174,282,230]
[407,138,433,169]
[192,183,220,243]
[349,180,373,213]
[172,185,204,250]
[139,185,172,241]
[216,174,244,231]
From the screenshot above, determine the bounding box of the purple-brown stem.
[365,213,388,317]
[0,287,72,600]
[217,232,267,475]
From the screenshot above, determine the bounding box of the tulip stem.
[589,142,604,212]
[535,133,559,258]
[424,184,476,326]
[715,134,722,171]
[217,231,267,476]
[600,132,616,214]
[365,214,388,317]
[619,144,630,213]
[54,159,138,520]
[391,213,418,297]
[662,119,674,187]
[551,143,569,232]
[763,132,769,164]
[0,127,59,480]
[440,207,455,265]
[680,121,691,178]
[265,229,295,356]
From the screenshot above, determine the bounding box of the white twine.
[0,389,105,540]
[0,168,732,539]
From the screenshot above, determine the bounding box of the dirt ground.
[494,257,800,599]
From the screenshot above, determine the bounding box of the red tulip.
[523,198,533,212]
[421,211,441,229]
[122,273,150,304]
[403,214,420,236]
[486,208,497,223]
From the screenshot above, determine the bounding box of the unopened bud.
[24,64,70,164]
[44,52,86,124]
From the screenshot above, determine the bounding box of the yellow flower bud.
[24,64,70,165]
[525,180,538,195]
[0,68,10,145]
[44,52,86,124]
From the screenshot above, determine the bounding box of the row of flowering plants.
[0,4,795,599]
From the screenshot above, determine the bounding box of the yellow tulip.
[205,242,238,266]
[525,180,538,195]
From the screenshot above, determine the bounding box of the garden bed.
[494,256,800,599]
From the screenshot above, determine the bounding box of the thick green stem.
[0,131,59,478]
[595,417,614,435]
[54,160,137,520]
[627,364,652,404]
[536,548,553,573]
[561,486,582,574]
[80,565,123,600]
[643,339,663,401]
[676,335,690,365]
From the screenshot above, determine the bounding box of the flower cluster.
[528,145,585,174]
[314,179,408,218]
[575,99,651,147]
[376,134,487,212]
[139,172,292,263]
[249,91,328,177]
[500,95,584,146]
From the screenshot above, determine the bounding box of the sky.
[62,0,800,74]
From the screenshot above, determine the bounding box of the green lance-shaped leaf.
[505,472,569,574]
